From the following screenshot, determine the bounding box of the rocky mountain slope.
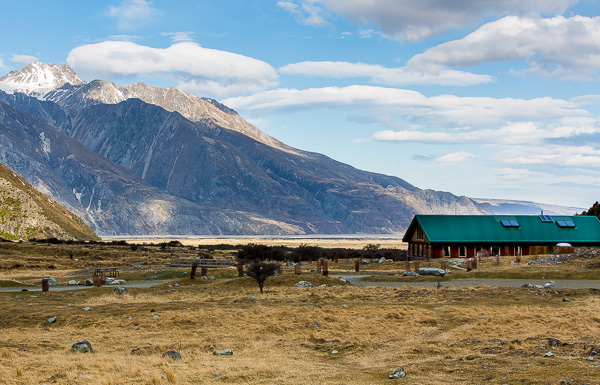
[0,161,98,241]
[0,62,494,235]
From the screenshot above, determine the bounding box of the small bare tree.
[245,259,279,294]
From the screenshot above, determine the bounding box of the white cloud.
[289,0,577,40]
[277,0,332,27]
[436,151,475,163]
[408,15,600,79]
[66,41,278,97]
[280,60,493,86]
[108,0,158,30]
[10,54,38,64]
[161,32,194,42]
[223,85,585,127]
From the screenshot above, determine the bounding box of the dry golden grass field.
[1,240,600,384]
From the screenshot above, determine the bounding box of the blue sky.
[1,0,600,208]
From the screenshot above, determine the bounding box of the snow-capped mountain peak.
[0,62,86,95]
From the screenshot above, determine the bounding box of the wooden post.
[277,263,283,275]
[237,262,244,277]
[190,261,199,280]
[414,262,420,275]
[405,260,410,271]
[201,267,208,277]
[472,258,477,269]
[322,259,329,277]
[354,258,360,273]
[42,278,50,292]
[441,260,446,271]
[294,264,301,275]
[316,258,322,273]
[466,259,472,271]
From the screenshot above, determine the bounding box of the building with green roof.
[402,214,600,259]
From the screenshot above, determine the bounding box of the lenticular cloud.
[67,41,278,97]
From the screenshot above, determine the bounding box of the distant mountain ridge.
[0,62,566,236]
[0,161,98,241]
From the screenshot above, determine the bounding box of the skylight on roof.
[539,215,553,222]
[556,220,576,228]
[500,219,520,228]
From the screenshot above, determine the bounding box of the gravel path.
[337,275,600,289]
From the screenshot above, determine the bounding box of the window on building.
[443,246,450,257]
[416,226,424,240]
[491,246,500,256]
[459,246,466,257]
[475,246,482,257]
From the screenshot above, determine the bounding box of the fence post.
[190,261,199,280]
[322,259,329,277]
[294,264,301,275]
[237,261,244,277]
[414,262,420,275]
[42,278,50,292]
[405,260,410,271]
[277,263,283,276]
[355,258,360,273]
[201,267,208,277]
[441,260,446,271]
[316,258,322,273]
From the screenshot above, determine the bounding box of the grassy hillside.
[0,162,99,241]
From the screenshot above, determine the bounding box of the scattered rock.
[114,286,128,294]
[389,367,406,379]
[45,277,59,286]
[544,352,555,358]
[402,271,419,277]
[249,296,256,301]
[331,350,339,354]
[82,307,91,311]
[378,257,386,264]
[48,316,57,323]
[417,268,445,277]
[71,340,93,354]
[152,315,160,320]
[174,283,180,287]
[109,279,126,285]
[587,356,595,361]
[563,297,570,302]
[294,281,315,287]
[68,280,80,285]
[300,298,308,302]
[162,350,181,360]
[543,281,558,289]
[548,338,560,347]
[213,349,233,356]
[85,279,94,286]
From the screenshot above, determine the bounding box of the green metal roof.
[402,215,600,244]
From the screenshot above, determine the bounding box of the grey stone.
[294,281,315,287]
[85,279,94,286]
[249,296,256,301]
[378,257,386,264]
[114,286,128,294]
[544,352,555,358]
[152,315,160,320]
[331,350,339,354]
[587,356,595,361]
[68,280,80,285]
[389,367,406,379]
[418,267,445,277]
[71,340,93,353]
[48,316,57,323]
[45,277,59,286]
[300,298,308,302]
[402,271,419,277]
[544,281,558,289]
[213,349,233,356]
[162,350,181,360]
[563,297,570,302]
[82,307,91,311]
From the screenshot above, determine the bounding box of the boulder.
[68,280,80,285]
[71,340,93,353]
[402,271,419,277]
[294,281,315,287]
[45,277,59,286]
[389,367,406,379]
[418,268,445,277]
[162,350,181,360]
[85,279,94,286]
[378,257,386,264]
[544,281,558,289]
[48,316,57,323]
[114,286,128,294]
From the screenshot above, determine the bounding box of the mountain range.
[0,62,577,236]
[0,161,98,241]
